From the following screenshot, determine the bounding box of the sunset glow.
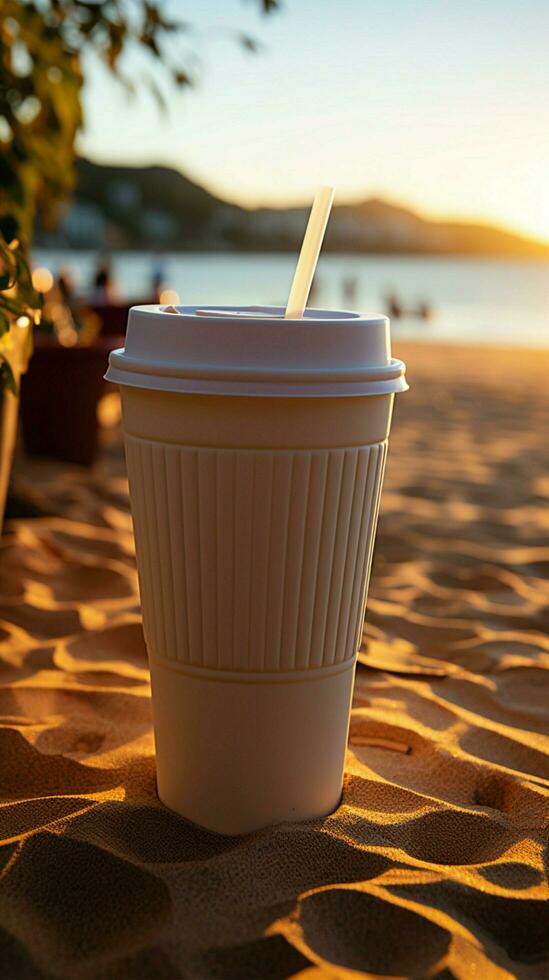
[78,0,549,243]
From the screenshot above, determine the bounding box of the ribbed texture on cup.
[125,438,387,672]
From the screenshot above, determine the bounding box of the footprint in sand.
[391,880,549,964]
[477,861,543,890]
[0,729,123,798]
[460,726,549,782]
[183,935,310,980]
[296,888,450,976]
[0,832,171,976]
[67,621,148,666]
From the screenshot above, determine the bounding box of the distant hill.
[35,158,549,259]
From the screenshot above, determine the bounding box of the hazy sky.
[79,0,549,241]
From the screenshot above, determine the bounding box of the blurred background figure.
[151,256,166,301]
[385,289,403,319]
[417,299,432,320]
[91,258,115,304]
[384,289,432,321]
[342,275,358,306]
[57,268,75,306]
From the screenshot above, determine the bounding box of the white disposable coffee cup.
[106,305,407,834]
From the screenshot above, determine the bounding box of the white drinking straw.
[284,185,335,319]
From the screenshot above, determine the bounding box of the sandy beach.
[1,340,548,979]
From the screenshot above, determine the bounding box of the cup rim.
[105,303,408,398]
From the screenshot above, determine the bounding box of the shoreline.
[394,338,549,357]
[34,244,549,263]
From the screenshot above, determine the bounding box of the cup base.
[149,656,356,835]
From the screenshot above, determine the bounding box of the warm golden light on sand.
[32,267,54,293]
[159,289,180,305]
[0,339,547,976]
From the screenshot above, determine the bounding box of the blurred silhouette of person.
[385,289,403,319]
[46,268,81,342]
[342,275,358,306]
[418,300,432,320]
[91,258,114,304]
[151,257,165,301]
[57,268,75,305]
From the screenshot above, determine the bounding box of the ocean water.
[33,251,549,348]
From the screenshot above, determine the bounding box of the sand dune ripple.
[0,343,548,978]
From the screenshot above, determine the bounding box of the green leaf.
[0,295,23,315]
[0,0,276,277]
[0,355,17,396]
[0,243,17,289]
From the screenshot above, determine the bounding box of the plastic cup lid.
[105,305,408,398]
